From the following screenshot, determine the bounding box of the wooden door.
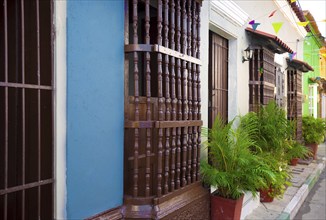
[208,32,228,127]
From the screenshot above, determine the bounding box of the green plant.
[240,102,293,198]
[257,152,292,199]
[302,116,326,144]
[285,140,311,161]
[200,116,275,200]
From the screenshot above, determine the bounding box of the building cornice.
[211,0,249,27]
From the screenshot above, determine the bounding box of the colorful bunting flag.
[297,21,309,27]
[249,20,255,25]
[251,23,261,31]
[272,22,283,34]
[269,10,277,18]
[321,53,326,58]
[290,0,296,3]
[289,52,297,61]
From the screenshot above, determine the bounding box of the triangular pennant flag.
[297,21,309,27]
[289,52,297,61]
[251,23,260,31]
[290,0,296,3]
[321,53,326,58]
[269,10,277,18]
[272,22,283,34]
[249,20,255,25]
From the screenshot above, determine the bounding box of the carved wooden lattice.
[287,69,303,141]
[249,47,276,112]
[123,0,202,214]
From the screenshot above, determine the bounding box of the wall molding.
[54,0,67,219]
[211,0,249,27]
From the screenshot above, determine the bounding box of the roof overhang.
[309,77,326,92]
[246,28,294,54]
[287,0,311,32]
[286,58,314,72]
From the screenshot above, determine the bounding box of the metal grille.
[208,31,228,127]
[0,0,54,219]
[124,0,202,208]
[287,69,303,141]
[249,47,276,112]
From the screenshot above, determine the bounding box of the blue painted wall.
[66,1,124,219]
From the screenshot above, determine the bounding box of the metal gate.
[0,0,54,219]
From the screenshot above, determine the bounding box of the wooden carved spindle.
[191,1,198,182]
[145,0,151,197]
[175,0,182,190]
[132,0,139,197]
[196,3,201,181]
[169,0,176,192]
[186,0,192,184]
[157,0,163,197]
[181,0,188,187]
[163,0,170,195]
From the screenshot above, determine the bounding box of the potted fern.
[302,116,326,160]
[285,140,311,166]
[200,116,274,220]
[240,102,292,202]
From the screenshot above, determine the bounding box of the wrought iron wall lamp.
[242,47,253,63]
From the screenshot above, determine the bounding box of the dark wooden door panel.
[208,32,228,127]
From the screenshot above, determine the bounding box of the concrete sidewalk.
[245,142,326,220]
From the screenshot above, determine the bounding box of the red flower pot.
[306,143,318,160]
[259,188,274,203]
[290,158,299,166]
[211,193,244,220]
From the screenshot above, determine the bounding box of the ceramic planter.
[211,193,244,220]
[259,187,273,203]
[290,158,299,166]
[305,143,318,160]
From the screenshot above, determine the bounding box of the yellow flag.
[297,21,309,27]
[272,22,284,34]
[321,53,326,58]
[290,0,296,3]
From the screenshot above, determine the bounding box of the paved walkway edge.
[277,158,326,220]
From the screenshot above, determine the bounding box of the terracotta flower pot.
[290,158,299,166]
[305,143,318,160]
[259,187,274,203]
[211,193,244,220]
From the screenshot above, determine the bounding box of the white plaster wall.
[200,0,210,160]
[236,0,305,55]
[201,0,251,124]
[54,1,67,219]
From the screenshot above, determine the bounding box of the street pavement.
[245,142,326,220]
[294,143,326,220]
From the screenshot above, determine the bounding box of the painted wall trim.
[54,1,67,219]
[211,0,249,27]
